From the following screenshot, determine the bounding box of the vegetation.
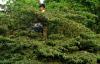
[0,0,100,64]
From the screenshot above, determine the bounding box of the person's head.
[39,4,45,12]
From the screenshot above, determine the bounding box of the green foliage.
[75,33,100,52]
[48,34,65,40]
[63,52,97,64]
[96,54,100,63]
[0,0,100,64]
[0,26,8,35]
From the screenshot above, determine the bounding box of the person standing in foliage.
[38,0,45,13]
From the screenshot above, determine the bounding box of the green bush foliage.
[0,0,100,64]
[63,52,97,64]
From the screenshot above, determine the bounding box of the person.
[38,0,45,13]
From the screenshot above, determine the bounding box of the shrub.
[63,52,97,64]
[48,34,65,40]
[75,34,100,52]
[0,26,8,35]
[96,54,100,63]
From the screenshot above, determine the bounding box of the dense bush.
[0,0,100,64]
[63,52,97,64]
[0,26,8,35]
[96,54,100,63]
[48,34,65,40]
